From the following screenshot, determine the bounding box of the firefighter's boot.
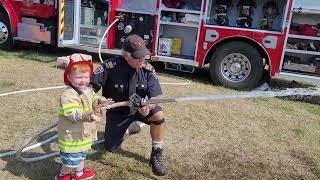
[149,147,166,176]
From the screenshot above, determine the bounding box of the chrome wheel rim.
[0,21,9,44]
[221,53,251,82]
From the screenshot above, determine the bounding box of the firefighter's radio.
[114,11,155,52]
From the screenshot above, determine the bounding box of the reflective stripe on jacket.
[58,86,99,153]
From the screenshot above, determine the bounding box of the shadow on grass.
[0,131,60,179]
[118,149,149,164]
[1,155,59,180]
[270,79,320,105]
[89,150,158,180]
[88,131,157,179]
[88,149,149,165]
[270,78,315,89]
[92,131,149,164]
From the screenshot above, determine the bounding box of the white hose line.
[0,124,104,162]
[157,73,191,86]
[0,75,190,97]
[0,86,66,97]
[99,18,120,63]
[18,138,106,163]
[0,150,16,158]
[14,120,106,163]
[16,134,59,162]
[15,120,59,162]
[0,134,58,158]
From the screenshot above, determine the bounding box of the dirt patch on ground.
[279,95,320,105]
[290,150,320,179]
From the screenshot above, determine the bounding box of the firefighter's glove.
[138,105,150,117]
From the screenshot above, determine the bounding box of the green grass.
[0,50,56,63]
[0,80,15,89]
[303,103,320,116]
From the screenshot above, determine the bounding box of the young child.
[55,53,113,180]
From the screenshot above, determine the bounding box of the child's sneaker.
[54,173,72,180]
[73,169,95,180]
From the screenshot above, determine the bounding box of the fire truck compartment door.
[58,0,81,46]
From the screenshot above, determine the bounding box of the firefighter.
[91,34,167,176]
[214,0,232,26]
[56,53,113,180]
[260,0,279,30]
[93,0,109,26]
[236,0,257,28]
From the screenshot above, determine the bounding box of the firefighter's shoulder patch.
[143,62,154,72]
[103,59,117,70]
[94,65,104,74]
[151,69,158,79]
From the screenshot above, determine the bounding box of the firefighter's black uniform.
[90,56,163,152]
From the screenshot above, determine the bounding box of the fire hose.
[5,87,318,162]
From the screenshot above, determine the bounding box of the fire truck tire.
[0,9,14,50]
[209,41,263,90]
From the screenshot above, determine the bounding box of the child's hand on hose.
[98,97,114,107]
[90,113,102,122]
[96,97,114,114]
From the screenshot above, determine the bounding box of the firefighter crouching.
[90,34,167,176]
[56,54,113,180]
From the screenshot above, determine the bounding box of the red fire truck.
[0,0,319,90]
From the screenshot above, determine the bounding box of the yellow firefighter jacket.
[58,86,101,153]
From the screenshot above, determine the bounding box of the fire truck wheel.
[0,10,14,50]
[209,41,264,90]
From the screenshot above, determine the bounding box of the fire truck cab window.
[205,0,288,32]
